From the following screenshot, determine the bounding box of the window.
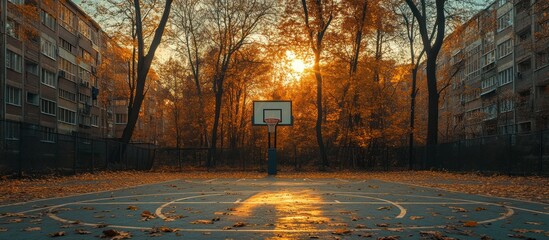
[536,48,549,69]
[482,50,496,67]
[6,86,22,106]
[483,104,497,120]
[5,121,20,140]
[497,39,513,59]
[78,67,91,85]
[91,114,99,127]
[6,50,22,72]
[59,88,76,102]
[41,98,57,116]
[497,11,512,32]
[6,18,19,39]
[26,61,39,75]
[41,127,56,143]
[115,114,128,124]
[59,38,74,53]
[59,57,76,80]
[481,76,498,90]
[59,4,74,32]
[78,19,91,39]
[500,99,514,113]
[27,92,39,105]
[80,49,94,64]
[58,107,76,124]
[41,69,57,88]
[40,38,56,59]
[498,67,514,86]
[79,93,91,104]
[41,10,56,30]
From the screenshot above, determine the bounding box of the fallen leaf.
[356,224,367,229]
[75,229,91,235]
[377,236,400,240]
[463,221,478,227]
[191,220,213,224]
[24,227,41,232]
[377,206,391,211]
[101,229,131,239]
[94,224,109,228]
[0,228,7,232]
[359,232,374,237]
[233,222,246,227]
[332,229,351,235]
[8,218,23,223]
[48,231,65,237]
[410,216,424,220]
[376,223,389,227]
[141,210,156,220]
[223,226,232,230]
[212,217,220,222]
[127,206,138,211]
[449,206,468,212]
[525,221,542,225]
[475,207,487,211]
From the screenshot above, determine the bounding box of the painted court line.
[0,179,181,209]
[381,179,549,206]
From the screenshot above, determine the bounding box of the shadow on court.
[0,177,548,239]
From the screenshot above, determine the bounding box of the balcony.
[481,85,497,96]
[515,13,531,33]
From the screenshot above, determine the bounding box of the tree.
[120,0,173,144]
[298,0,336,169]
[172,0,210,147]
[204,0,273,167]
[403,0,446,168]
[394,2,425,169]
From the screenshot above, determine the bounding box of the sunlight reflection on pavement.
[234,190,330,239]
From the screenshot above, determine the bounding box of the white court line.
[63,201,497,205]
[379,179,549,206]
[0,179,181,209]
[203,178,218,183]
[155,194,223,220]
[338,193,407,219]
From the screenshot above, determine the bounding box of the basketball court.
[0,177,547,239]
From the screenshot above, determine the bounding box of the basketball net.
[264,118,280,133]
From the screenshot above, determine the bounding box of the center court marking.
[43,190,529,233]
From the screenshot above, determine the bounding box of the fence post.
[507,134,512,175]
[540,130,544,176]
[73,135,78,175]
[91,139,94,174]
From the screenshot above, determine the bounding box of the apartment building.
[0,0,117,140]
[438,0,549,141]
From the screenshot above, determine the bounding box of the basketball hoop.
[264,118,281,133]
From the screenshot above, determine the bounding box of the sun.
[291,59,306,73]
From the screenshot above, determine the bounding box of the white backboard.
[252,100,293,126]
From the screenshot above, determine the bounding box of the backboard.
[252,100,293,126]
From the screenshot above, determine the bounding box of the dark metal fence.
[154,130,548,175]
[1,120,155,176]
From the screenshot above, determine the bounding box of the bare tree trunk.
[121,0,173,144]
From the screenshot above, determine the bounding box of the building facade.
[1,0,121,141]
[438,0,549,142]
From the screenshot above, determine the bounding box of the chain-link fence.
[154,130,548,175]
[1,120,155,176]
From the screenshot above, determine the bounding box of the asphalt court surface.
[0,177,548,239]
